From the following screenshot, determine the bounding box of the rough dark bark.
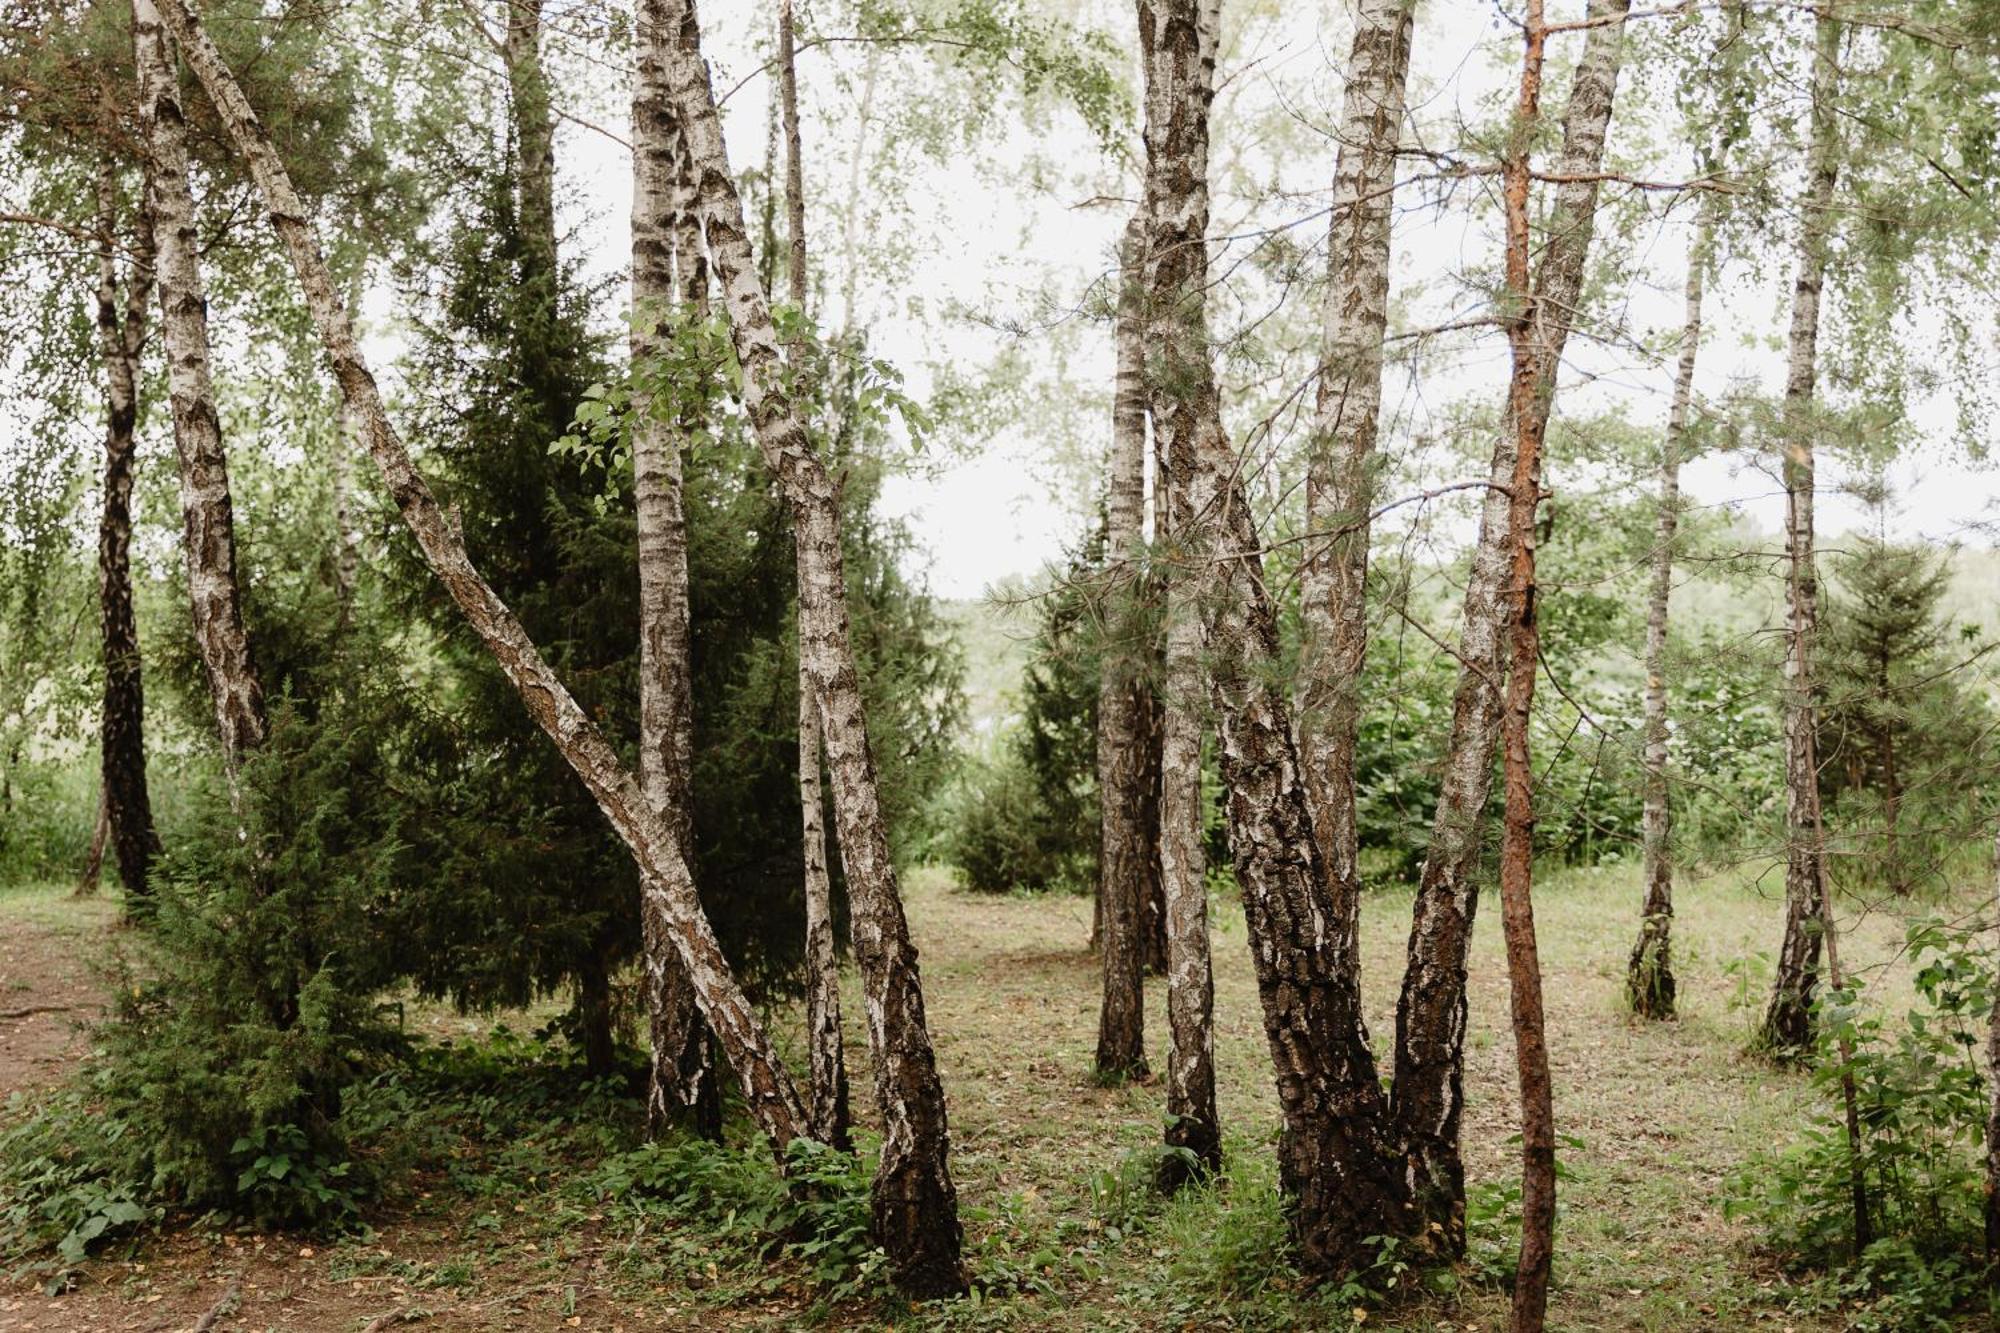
[652,0,964,1295]
[1389,0,1630,1251]
[1153,293,1219,1190]
[778,0,852,1152]
[577,946,617,1078]
[134,0,266,773]
[631,0,721,1142]
[1496,11,1556,1323]
[1140,0,1408,1270]
[1095,213,1152,1082]
[157,0,813,1160]
[92,154,162,898]
[1628,219,1710,1021]
[1761,1,1843,1059]
[1297,0,1415,959]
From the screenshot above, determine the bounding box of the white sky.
[426,0,2000,598]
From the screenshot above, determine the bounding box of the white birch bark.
[134,0,266,772]
[652,0,964,1294]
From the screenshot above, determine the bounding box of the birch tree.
[1296,0,1415,958]
[632,0,722,1140]
[1628,214,1712,1021]
[652,0,965,1294]
[134,0,266,773]
[1095,212,1152,1082]
[1761,0,1844,1057]
[778,0,852,1152]
[91,155,162,898]
[1389,0,1631,1248]
[1139,0,1409,1269]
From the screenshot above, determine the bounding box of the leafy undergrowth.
[1,865,1990,1329]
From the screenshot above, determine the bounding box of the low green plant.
[1726,916,1996,1330]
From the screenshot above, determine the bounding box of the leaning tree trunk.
[1761,1,1842,1059]
[134,0,266,773]
[1296,0,1415,969]
[631,0,722,1141]
[156,0,815,1163]
[91,155,162,898]
[1495,10,1557,1324]
[778,0,852,1152]
[1627,217,1711,1021]
[1140,0,1409,1272]
[1095,213,1152,1082]
[76,789,109,896]
[653,0,964,1295]
[1389,0,1630,1251]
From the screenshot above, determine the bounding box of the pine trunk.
[1496,11,1556,1323]
[504,0,557,283]
[1628,221,1709,1021]
[632,0,722,1142]
[778,0,852,1150]
[1762,2,1842,1058]
[156,0,814,1162]
[76,788,109,896]
[1095,214,1152,1082]
[1389,0,1629,1248]
[653,0,964,1295]
[92,156,162,899]
[1140,0,1410,1270]
[1297,0,1415,953]
[134,0,266,773]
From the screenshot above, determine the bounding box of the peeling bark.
[1297,0,1415,951]
[1628,219,1710,1021]
[1762,1,1843,1058]
[651,0,963,1295]
[778,0,852,1152]
[92,153,162,899]
[134,0,266,773]
[1139,0,1407,1270]
[632,0,721,1141]
[1154,295,1218,1189]
[156,0,812,1160]
[1389,0,1630,1250]
[1096,214,1152,1082]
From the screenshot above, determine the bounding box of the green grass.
[0,859,1986,1329]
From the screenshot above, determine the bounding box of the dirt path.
[0,888,114,1102]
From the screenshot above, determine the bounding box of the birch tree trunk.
[1139,0,1412,1270]
[1495,10,1556,1323]
[155,0,814,1163]
[1389,0,1630,1250]
[1095,214,1152,1082]
[92,155,162,899]
[134,0,266,773]
[653,0,964,1294]
[779,0,852,1151]
[332,276,363,627]
[1153,281,1219,1189]
[1627,219,1710,1021]
[1296,0,1415,945]
[632,0,722,1141]
[1761,1,1843,1057]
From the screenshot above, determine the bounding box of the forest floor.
[0,862,1962,1331]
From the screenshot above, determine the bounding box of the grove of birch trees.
[3,0,2000,1329]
